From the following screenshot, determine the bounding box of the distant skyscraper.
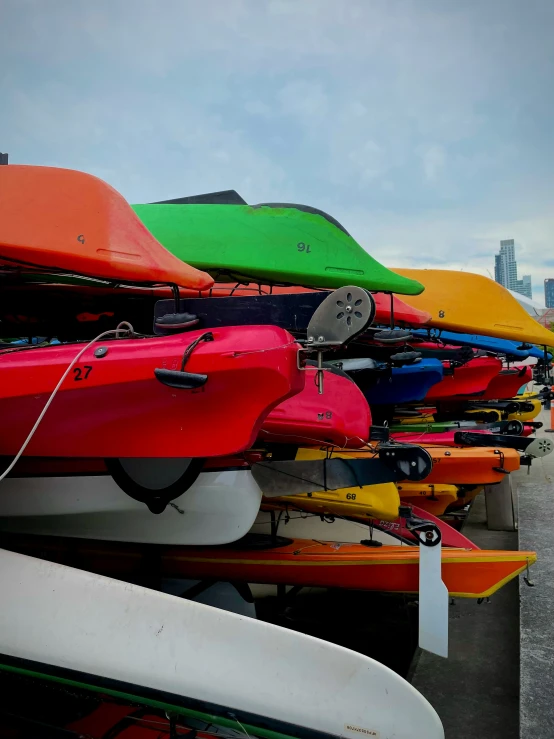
[515,274,533,299]
[494,239,532,298]
[494,239,518,290]
[545,279,554,308]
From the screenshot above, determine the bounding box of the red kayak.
[0,326,303,458]
[373,504,480,549]
[0,165,212,289]
[479,365,532,400]
[425,357,502,400]
[260,367,371,448]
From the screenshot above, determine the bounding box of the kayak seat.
[231,533,293,550]
[155,312,199,332]
[373,329,413,343]
[389,351,421,366]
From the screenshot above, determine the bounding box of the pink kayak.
[260,367,371,448]
[391,429,492,446]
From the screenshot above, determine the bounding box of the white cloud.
[417,144,446,182]
[2,0,554,295]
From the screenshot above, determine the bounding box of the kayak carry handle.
[154,368,208,389]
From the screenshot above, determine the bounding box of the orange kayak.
[5,534,534,599]
[0,165,212,289]
[417,445,520,484]
[297,445,520,485]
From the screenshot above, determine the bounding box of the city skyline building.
[516,274,533,299]
[494,239,518,291]
[545,279,554,308]
[494,239,532,299]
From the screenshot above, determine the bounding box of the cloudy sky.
[2,0,553,300]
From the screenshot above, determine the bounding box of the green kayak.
[389,420,523,434]
[390,421,459,433]
[132,194,423,295]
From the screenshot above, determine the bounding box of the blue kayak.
[353,359,444,406]
[411,329,548,360]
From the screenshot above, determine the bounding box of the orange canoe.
[4,534,535,599]
[0,165,212,289]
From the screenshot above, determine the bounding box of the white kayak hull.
[0,469,262,545]
[0,549,444,738]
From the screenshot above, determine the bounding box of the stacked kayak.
[2,533,536,600]
[0,548,444,739]
[2,164,550,737]
[0,165,212,288]
[132,196,424,294]
[0,326,304,459]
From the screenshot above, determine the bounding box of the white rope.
[0,322,134,483]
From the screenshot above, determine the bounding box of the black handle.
[154,368,208,389]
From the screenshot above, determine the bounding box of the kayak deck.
[395,268,554,345]
[262,481,401,523]
[0,326,303,458]
[2,534,536,599]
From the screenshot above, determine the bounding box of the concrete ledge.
[518,480,554,739]
[485,476,518,531]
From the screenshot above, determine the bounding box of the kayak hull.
[260,494,478,548]
[359,359,444,405]
[0,165,212,288]
[4,535,535,599]
[396,482,459,516]
[395,268,554,345]
[0,326,303,458]
[133,202,424,295]
[0,469,262,545]
[372,504,479,549]
[420,445,520,484]
[262,480,401,522]
[479,367,533,400]
[425,357,502,400]
[391,430,491,445]
[412,329,536,358]
[261,367,371,448]
[0,548,444,739]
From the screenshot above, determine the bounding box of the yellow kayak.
[464,408,502,422]
[262,481,400,523]
[396,482,459,516]
[396,415,435,425]
[395,268,554,346]
[508,393,542,422]
[448,485,484,511]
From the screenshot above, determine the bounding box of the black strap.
[180,331,214,371]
